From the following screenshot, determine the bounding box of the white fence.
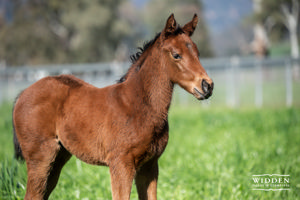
[0,57,299,107]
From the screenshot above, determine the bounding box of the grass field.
[0,103,300,199]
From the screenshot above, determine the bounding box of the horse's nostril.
[202,79,209,94]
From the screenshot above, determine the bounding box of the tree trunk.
[281,0,299,79]
[290,27,300,79]
[289,23,299,59]
[251,0,269,58]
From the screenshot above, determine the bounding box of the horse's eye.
[172,53,181,60]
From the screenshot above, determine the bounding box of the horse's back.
[13,75,86,159]
[14,74,84,118]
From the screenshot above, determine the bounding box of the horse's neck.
[127,54,174,121]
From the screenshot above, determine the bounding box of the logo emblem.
[251,174,290,191]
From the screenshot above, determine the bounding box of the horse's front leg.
[109,156,136,200]
[135,159,159,200]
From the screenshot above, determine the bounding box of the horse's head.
[160,14,213,100]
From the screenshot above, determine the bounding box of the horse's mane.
[118,26,184,83]
[130,32,161,65]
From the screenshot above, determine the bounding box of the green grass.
[1,103,300,199]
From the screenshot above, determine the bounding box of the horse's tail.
[12,93,24,161]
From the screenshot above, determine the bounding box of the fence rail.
[0,57,299,107]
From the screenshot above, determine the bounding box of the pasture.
[0,103,300,199]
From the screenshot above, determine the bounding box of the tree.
[0,0,135,66]
[61,0,135,63]
[251,0,270,58]
[281,0,299,58]
[254,0,299,59]
[0,0,71,65]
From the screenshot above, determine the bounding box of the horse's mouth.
[193,87,205,100]
[193,87,212,100]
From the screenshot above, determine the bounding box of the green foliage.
[270,42,291,56]
[0,0,214,66]
[1,104,299,199]
[257,0,296,21]
[0,0,135,66]
[0,1,69,65]
[61,0,134,63]
[254,0,299,42]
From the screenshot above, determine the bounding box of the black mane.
[118,26,184,83]
[129,32,161,64]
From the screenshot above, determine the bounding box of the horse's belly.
[57,119,109,166]
[59,134,108,166]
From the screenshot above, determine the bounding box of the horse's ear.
[163,13,177,38]
[183,14,198,36]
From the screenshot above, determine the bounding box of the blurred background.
[0,0,299,107]
[1,1,300,199]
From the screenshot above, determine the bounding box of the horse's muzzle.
[193,80,213,100]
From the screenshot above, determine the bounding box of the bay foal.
[13,14,213,200]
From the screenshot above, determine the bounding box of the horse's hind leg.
[44,142,71,199]
[24,140,71,200]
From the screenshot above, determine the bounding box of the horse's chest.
[150,129,169,156]
[136,123,169,167]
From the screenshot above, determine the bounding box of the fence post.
[255,59,263,108]
[226,62,232,107]
[285,59,293,107]
[227,56,239,107]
